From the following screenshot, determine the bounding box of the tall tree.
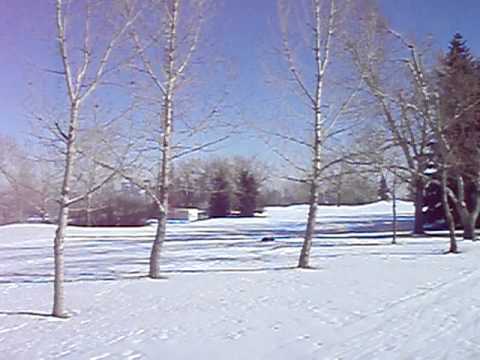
[378,32,480,251]
[51,0,138,317]
[275,0,363,268]
[437,33,480,240]
[124,0,230,278]
[347,8,431,235]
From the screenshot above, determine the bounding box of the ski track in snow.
[1,201,480,359]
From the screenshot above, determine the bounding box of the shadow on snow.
[1,213,452,285]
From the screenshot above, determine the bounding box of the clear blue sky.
[2,0,480,144]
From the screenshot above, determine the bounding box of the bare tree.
[50,0,139,317]
[371,30,480,250]
[391,167,398,244]
[379,33,458,251]
[346,8,432,236]
[274,0,363,268]
[126,0,230,278]
[70,119,130,226]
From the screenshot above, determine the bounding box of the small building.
[168,208,199,222]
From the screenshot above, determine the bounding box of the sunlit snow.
[1,201,479,359]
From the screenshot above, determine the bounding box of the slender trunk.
[462,215,476,241]
[149,0,176,278]
[413,176,425,235]
[298,0,332,269]
[17,191,25,222]
[53,204,69,317]
[86,193,93,226]
[441,168,457,253]
[149,94,172,278]
[392,171,397,245]
[52,103,78,318]
[299,180,320,268]
[335,173,342,207]
[473,188,480,242]
[298,102,322,269]
[454,176,471,241]
[86,164,96,227]
[150,206,167,278]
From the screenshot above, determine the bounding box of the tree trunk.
[149,207,167,278]
[298,103,322,269]
[441,169,457,253]
[335,173,342,207]
[52,204,69,318]
[453,177,479,241]
[413,176,425,235]
[297,0,331,269]
[298,96,322,269]
[52,104,78,318]
[148,0,176,277]
[462,216,476,241]
[299,180,319,268]
[86,193,93,227]
[148,96,172,278]
[392,171,397,245]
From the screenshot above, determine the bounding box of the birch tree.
[51,0,139,317]
[127,0,227,278]
[275,0,362,268]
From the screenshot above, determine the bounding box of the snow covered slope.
[1,201,479,359]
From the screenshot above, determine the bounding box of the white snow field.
[1,201,480,359]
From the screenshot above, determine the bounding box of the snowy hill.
[1,201,479,359]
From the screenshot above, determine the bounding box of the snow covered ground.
[1,201,480,359]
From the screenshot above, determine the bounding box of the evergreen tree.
[237,170,260,217]
[424,33,480,234]
[208,170,231,218]
[440,33,480,176]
